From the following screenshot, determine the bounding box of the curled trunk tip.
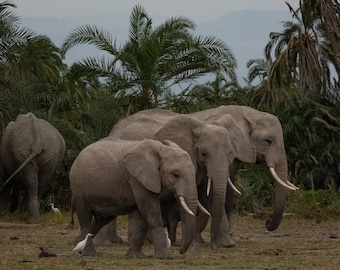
[266,218,282,231]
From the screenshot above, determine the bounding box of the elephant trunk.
[209,169,228,246]
[266,159,288,231]
[179,196,197,254]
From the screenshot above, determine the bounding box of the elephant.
[69,137,199,259]
[188,105,298,242]
[0,112,66,223]
[108,106,298,248]
[108,112,243,248]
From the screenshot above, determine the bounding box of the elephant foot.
[126,249,145,258]
[211,233,235,249]
[93,237,114,246]
[110,234,123,243]
[93,234,123,246]
[154,250,172,259]
[27,216,40,224]
[194,232,205,244]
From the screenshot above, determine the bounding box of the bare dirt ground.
[0,213,339,270]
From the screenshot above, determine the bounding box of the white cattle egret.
[49,203,61,214]
[165,229,171,249]
[73,233,94,255]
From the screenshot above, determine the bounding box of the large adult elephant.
[69,138,199,259]
[108,111,243,248]
[188,105,298,241]
[0,112,66,223]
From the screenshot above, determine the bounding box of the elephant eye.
[173,172,180,179]
[263,139,272,146]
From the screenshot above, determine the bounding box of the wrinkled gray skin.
[108,111,243,249]
[189,105,289,241]
[69,138,198,259]
[0,112,65,224]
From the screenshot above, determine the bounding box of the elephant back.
[109,109,178,140]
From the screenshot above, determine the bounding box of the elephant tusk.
[179,196,195,216]
[207,178,211,196]
[198,201,211,216]
[227,178,242,195]
[269,167,298,191]
[287,180,299,190]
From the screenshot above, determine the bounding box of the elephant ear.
[155,115,203,166]
[123,139,162,194]
[211,114,243,154]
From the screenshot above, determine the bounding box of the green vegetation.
[1,1,340,217]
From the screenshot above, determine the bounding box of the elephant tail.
[0,150,41,192]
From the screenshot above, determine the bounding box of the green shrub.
[233,163,273,215]
[287,189,340,221]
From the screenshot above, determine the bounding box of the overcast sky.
[13,0,299,22]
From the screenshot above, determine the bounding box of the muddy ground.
[0,213,339,269]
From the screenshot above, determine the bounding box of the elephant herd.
[0,105,298,259]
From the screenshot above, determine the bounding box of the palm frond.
[61,25,118,57]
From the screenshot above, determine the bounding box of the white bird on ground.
[73,233,94,255]
[49,203,61,214]
[165,229,171,249]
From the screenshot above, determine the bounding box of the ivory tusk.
[269,167,298,191]
[179,196,195,216]
[198,201,211,216]
[207,178,211,196]
[227,178,242,195]
[287,180,299,190]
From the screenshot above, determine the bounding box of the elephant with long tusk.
[94,105,296,249]
[189,105,298,242]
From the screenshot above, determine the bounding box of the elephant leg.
[93,218,123,246]
[38,164,57,207]
[21,166,40,224]
[208,180,236,248]
[225,186,235,226]
[126,210,148,258]
[0,184,11,215]
[209,161,240,248]
[91,216,115,242]
[142,208,172,258]
[130,206,171,259]
[197,183,235,248]
[210,210,235,248]
[213,161,240,247]
[195,211,210,243]
[162,199,180,244]
[74,200,93,245]
[130,179,172,259]
[194,184,211,243]
[168,215,179,245]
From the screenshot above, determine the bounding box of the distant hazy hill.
[21,9,292,84]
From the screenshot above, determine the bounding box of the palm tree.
[0,2,67,120]
[0,1,36,115]
[246,57,302,110]
[265,1,331,97]
[61,5,237,112]
[300,0,340,75]
[182,74,239,107]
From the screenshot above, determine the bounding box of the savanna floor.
[0,212,339,270]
